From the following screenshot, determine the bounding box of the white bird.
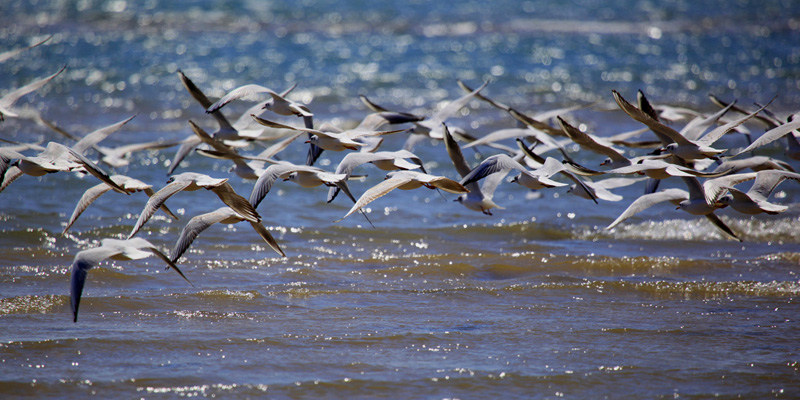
[604,178,742,241]
[1,141,128,195]
[250,115,406,152]
[567,176,646,202]
[70,237,191,322]
[128,172,258,238]
[326,149,425,203]
[0,65,65,121]
[206,83,312,119]
[613,90,769,161]
[361,81,489,149]
[711,155,794,174]
[335,170,469,223]
[459,154,597,202]
[556,116,631,168]
[63,175,179,234]
[443,123,505,215]
[168,71,296,175]
[248,161,349,208]
[169,206,285,263]
[190,120,304,180]
[715,170,800,215]
[247,159,376,228]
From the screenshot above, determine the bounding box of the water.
[2,0,800,398]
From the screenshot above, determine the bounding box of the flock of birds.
[3,37,800,322]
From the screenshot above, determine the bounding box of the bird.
[613,90,769,161]
[189,120,304,180]
[556,116,631,168]
[711,155,794,174]
[606,175,748,241]
[128,172,259,239]
[206,83,312,119]
[326,149,426,203]
[250,115,406,152]
[1,141,128,195]
[714,170,800,215]
[69,237,191,322]
[248,160,350,209]
[361,81,489,149]
[242,158,376,227]
[167,71,297,175]
[335,170,469,223]
[63,175,179,234]
[169,206,285,263]
[0,65,65,122]
[567,176,646,202]
[442,123,505,215]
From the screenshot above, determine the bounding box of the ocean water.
[2,0,800,398]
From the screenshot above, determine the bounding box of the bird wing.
[335,176,413,222]
[704,213,742,241]
[248,221,286,258]
[605,188,689,230]
[63,182,114,234]
[557,116,629,164]
[72,114,136,155]
[169,207,239,262]
[0,65,65,114]
[696,100,772,147]
[427,80,489,126]
[442,123,472,178]
[613,90,690,145]
[702,173,757,205]
[732,120,800,157]
[206,84,276,113]
[210,182,260,223]
[128,180,192,238]
[178,70,235,132]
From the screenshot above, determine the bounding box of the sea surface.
[2,0,800,398]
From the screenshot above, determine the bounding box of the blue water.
[2,0,800,398]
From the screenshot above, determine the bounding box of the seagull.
[459,154,597,201]
[128,172,258,239]
[361,81,489,149]
[334,170,469,223]
[206,83,313,119]
[0,65,65,122]
[202,81,320,165]
[604,177,743,241]
[714,170,800,215]
[1,141,128,195]
[556,116,631,168]
[63,175,179,234]
[168,71,296,175]
[245,159,375,227]
[711,155,794,174]
[70,237,191,322]
[442,123,505,215]
[190,120,304,180]
[613,90,770,161]
[250,115,406,152]
[567,176,646,202]
[326,149,426,203]
[169,206,285,263]
[248,161,350,209]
